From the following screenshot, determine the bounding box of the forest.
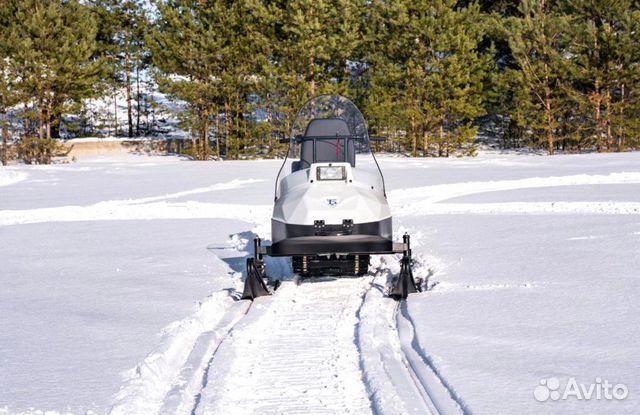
[1,0,639,164]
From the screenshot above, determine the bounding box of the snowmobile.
[242,95,420,300]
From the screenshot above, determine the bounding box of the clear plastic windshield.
[274,95,386,199]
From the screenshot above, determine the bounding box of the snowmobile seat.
[299,118,356,169]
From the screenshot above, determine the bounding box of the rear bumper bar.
[265,235,406,257]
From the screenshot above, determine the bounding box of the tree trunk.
[136,65,141,137]
[593,89,602,152]
[309,51,315,97]
[545,96,554,155]
[422,128,429,157]
[235,97,241,160]
[191,109,198,160]
[23,103,29,137]
[224,99,231,159]
[410,116,417,157]
[203,109,209,160]
[46,102,52,141]
[605,89,613,151]
[215,113,220,158]
[114,89,118,137]
[543,62,554,155]
[38,100,44,142]
[619,83,625,151]
[438,124,445,157]
[1,110,8,166]
[45,102,53,164]
[265,92,272,153]
[126,59,133,138]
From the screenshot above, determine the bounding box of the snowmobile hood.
[273,162,390,226]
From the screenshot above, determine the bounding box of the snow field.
[1,151,639,414]
[0,169,27,187]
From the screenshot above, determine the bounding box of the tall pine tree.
[149,0,273,160]
[506,0,569,154]
[7,0,101,162]
[365,0,493,156]
[561,0,640,151]
[0,3,18,165]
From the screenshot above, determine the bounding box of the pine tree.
[365,0,493,157]
[92,0,149,138]
[7,0,101,162]
[149,0,273,160]
[506,0,569,154]
[268,0,364,138]
[561,0,640,152]
[0,3,18,165]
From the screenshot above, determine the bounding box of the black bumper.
[268,234,395,256]
[269,217,394,256]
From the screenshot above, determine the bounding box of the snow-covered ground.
[1,151,639,414]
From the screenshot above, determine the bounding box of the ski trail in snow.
[194,279,374,415]
[356,242,461,415]
[357,277,434,415]
[109,291,239,415]
[396,302,467,414]
[115,178,265,205]
[159,300,251,415]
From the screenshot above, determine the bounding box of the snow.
[0,169,27,187]
[1,151,639,414]
[194,279,373,415]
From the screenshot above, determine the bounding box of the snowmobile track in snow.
[185,275,461,415]
[111,273,462,415]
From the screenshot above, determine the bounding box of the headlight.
[316,166,346,181]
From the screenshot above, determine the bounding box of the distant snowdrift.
[0,179,271,227]
[390,172,640,205]
[398,201,640,216]
[391,172,640,216]
[0,200,272,227]
[0,170,27,187]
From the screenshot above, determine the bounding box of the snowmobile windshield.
[274,95,386,199]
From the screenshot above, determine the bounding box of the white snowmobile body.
[268,96,393,257]
[242,95,418,299]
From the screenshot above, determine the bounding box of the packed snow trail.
[194,279,374,415]
[357,264,463,415]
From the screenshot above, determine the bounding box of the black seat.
[298,118,356,170]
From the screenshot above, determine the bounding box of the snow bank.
[0,170,27,187]
[390,172,640,205]
[0,178,271,227]
[397,201,640,216]
[0,200,271,227]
